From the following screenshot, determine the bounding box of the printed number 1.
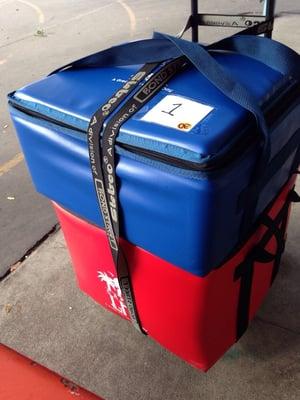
[161,103,182,116]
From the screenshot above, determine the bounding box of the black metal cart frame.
[188,0,276,42]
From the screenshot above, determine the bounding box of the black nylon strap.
[235,257,254,340]
[234,188,299,340]
[260,213,287,283]
[88,57,187,333]
[87,62,158,332]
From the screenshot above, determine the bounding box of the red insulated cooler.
[53,175,298,371]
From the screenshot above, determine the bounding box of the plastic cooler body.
[53,175,296,371]
[8,51,300,277]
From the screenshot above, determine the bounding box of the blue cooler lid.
[8,52,285,164]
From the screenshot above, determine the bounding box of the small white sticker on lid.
[141,95,213,132]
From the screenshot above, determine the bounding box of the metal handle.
[191,0,198,42]
[263,0,276,38]
[189,0,276,42]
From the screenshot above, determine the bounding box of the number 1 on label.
[161,103,182,116]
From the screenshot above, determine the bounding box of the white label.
[141,95,213,132]
[98,270,128,316]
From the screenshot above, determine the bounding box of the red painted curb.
[0,344,103,400]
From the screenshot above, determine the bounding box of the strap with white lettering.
[88,56,187,333]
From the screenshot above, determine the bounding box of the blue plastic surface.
[9,52,300,276]
[10,53,286,163]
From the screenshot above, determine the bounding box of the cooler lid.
[9,52,285,164]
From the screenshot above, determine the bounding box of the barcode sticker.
[141,95,213,132]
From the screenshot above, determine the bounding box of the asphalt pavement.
[0,0,299,276]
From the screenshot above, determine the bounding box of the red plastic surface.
[0,344,102,400]
[53,176,296,371]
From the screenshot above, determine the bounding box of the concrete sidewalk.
[1,13,300,400]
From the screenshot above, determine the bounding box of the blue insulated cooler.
[8,34,300,277]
